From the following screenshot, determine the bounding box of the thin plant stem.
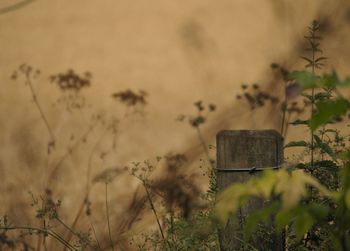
[42,210,48,251]
[25,72,55,149]
[56,217,77,237]
[170,213,177,249]
[63,200,85,250]
[283,112,292,139]
[143,181,171,249]
[66,124,111,247]
[90,220,102,250]
[63,130,107,247]
[311,72,315,170]
[280,100,287,137]
[0,0,36,15]
[56,217,84,251]
[47,121,97,185]
[308,20,323,170]
[86,127,109,195]
[105,182,115,251]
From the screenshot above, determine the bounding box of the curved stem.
[105,183,115,251]
[143,181,172,249]
[47,122,97,185]
[0,0,36,15]
[25,72,55,152]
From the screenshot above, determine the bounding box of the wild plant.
[3,63,151,250]
[126,147,219,250]
[215,20,350,251]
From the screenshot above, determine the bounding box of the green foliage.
[313,135,337,161]
[310,99,349,131]
[215,169,332,224]
[215,20,350,251]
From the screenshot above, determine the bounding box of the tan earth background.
[1,0,350,250]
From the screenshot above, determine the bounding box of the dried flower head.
[236,83,280,110]
[50,69,91,92]
[112,89,147,107]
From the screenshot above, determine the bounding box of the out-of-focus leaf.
[319,70,350,88]
[287,71,319,89]
[275,170,332,209]
[244,202,280,237]
[345,189,350,208]
[313,160,338,173]
[294,209,315,240]
[294,163,307,169]
[307,203,330,219]
[288,70,350,90]
[254,170,277,198]
[285,141,308,148]
[215,170,277,224]
[310,99,349,131]
[338,150,350,161]
[215,183,250,224]
[318,70,339,89]
[215,169,333,225]
[276,210,293,231]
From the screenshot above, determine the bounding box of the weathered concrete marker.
[216,130,284,251]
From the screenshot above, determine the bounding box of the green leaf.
[313,160,338,173]
[307,203,330,219]
[294,163,307,169]
[313,135,337,161]
[310,99,350,131]
[319,70,339,89]
[294,209,315,240]
[285,141,308,148]
[276,210,293,231]
[288,70,350,90]
[287,71,319,89]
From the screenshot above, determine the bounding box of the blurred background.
[1,0,350,249]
